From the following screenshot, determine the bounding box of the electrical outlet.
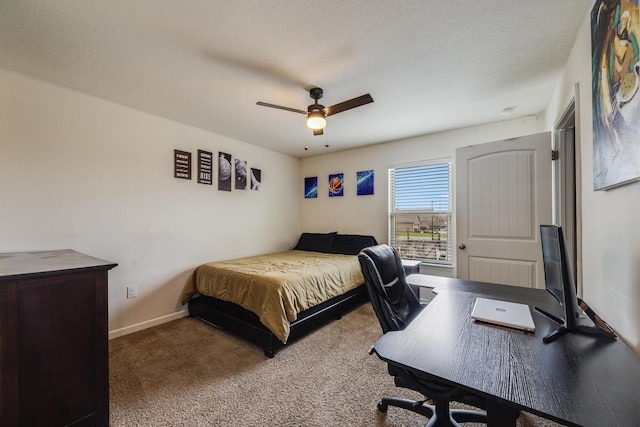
[127,286,137,299]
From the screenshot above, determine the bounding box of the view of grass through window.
[389,161,453,265]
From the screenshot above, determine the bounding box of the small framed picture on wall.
[304,177,318,198]
[357,170,374,195]
[235,159,247,190]
[198,150,213,185]
[251,168,262,190]
[174,149,191,180]
[328,173,343,197]
[218,152,232,191]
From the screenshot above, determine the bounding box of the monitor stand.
[534,306,616,343]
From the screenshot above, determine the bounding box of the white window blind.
[389,160,453,266]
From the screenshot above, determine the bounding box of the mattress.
[182,250,364,343]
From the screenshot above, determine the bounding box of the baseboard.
[109,309,190,340]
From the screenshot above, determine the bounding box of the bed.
[182,232,377,357]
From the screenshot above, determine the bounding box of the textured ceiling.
[0,1,593,158]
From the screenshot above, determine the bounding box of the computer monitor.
[535,225,614,343]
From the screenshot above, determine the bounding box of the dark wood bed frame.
[189,284,369,357]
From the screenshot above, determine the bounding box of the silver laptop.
[471,298,535,332]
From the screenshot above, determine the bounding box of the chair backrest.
[358,244,422,333]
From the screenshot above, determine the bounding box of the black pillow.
[331,234,378,255]
[293,232,337,253]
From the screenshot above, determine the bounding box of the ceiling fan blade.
[313,128,324,136]
[256,101,306,115]
[324,94,373,116]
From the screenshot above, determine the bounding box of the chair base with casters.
[377,396,487,427]
[374,360,488,427]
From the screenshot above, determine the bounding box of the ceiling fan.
[256,87,373,136]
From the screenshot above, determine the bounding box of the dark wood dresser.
[0,250,117,426]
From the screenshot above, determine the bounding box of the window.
[389,160,453,266]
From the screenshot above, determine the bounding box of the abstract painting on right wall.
[591,0,640,190]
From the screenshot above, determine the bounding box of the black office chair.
[358,244,488,427]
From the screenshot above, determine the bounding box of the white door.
[456,132,552,288]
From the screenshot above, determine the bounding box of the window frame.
[388,158,454,267]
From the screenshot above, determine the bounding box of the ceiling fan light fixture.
[306,110,326,130]
[257,87,372,135]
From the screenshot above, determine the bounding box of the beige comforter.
[182,250,364,343]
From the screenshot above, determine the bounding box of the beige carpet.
[109,304,561,426]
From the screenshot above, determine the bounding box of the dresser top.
[0,249,117,280]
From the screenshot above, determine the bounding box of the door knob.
[458,244,466,250]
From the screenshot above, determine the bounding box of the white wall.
[0,69,300,337]
[299,115,539,276]
[543,11,640,353]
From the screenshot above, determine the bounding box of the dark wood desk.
[372,277,640,427]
